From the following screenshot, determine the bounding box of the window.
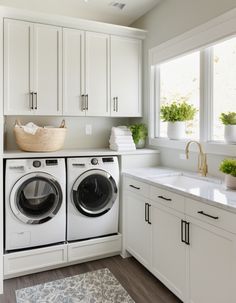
[212,36,236,141]
[159,52,200,139]
[153,36,236,145]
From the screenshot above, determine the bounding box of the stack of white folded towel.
[109,126,136,151]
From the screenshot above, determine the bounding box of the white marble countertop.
[3,148,160,159]
[123,166,236,213]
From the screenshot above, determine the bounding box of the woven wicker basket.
[14,120,67,152]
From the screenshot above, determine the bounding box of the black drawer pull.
[129,185,140,190]
[158,195,172,201]
[198,211,219,220]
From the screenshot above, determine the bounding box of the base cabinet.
[152,204,186,301]
[123,176,236,303]
[4,234,122,279]
[187,216,236,303]
[125,191,151,268]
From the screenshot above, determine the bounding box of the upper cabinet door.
[4,19,34,115]
[33,24,62,115]
[111,36,142,117]
[85,32,110,117]
[63,28,85,116]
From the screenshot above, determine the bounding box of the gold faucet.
[185,140,208,177]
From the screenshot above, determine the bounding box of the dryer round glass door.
[72,169,118,217]
[10,172,63,224]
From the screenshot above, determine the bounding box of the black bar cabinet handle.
[81,94,85,111]
[185,222,190,245]
[158,195,172,201]
[145,203,148,222]
[29,92,34,110]
[86,94,88,110]
[198,211,219,220]
[34,92,38,110]
[147,204,151,225]
[181,220,185,243]
[129,184,140,190]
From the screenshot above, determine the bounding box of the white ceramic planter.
[224,174,236,189]
[224,125,236,143]
[167,121,186,140]
[135,138,145,149]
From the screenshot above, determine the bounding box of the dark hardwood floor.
[0,256,182,303]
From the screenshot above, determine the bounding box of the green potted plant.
[219,112,236,143]
[160,101,197,140]
[129,123,148,148]
[219,158,236,189]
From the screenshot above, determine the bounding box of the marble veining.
[15,268,135,303]
[123,166,236,213]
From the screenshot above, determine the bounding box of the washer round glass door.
[72,169,118,217]
[10,172,63,224]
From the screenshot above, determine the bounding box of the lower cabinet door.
[151,204,186,301]
[124,191,151,268]
[187,216,236,303]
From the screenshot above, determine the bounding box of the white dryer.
[67,156,119,241]
[5,158,66,251]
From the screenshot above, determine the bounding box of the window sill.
[149,137,236,157]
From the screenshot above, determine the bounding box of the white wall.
[5,116,130,150]
[132,0,236,177]
[0,0,107,22]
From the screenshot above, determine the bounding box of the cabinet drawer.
[186,198,236,233]
[124,177,149,198]
[150,186,185,213]
[4,244,67,278]
[68,234,121,262]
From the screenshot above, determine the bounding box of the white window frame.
[148,8,236,156]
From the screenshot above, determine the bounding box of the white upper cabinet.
[4,19,142,117]
[85,32,110,116]
[63,32,142,117]
[111,36,142,117]
[4,19,33,115]
[63,28,84,116]
[33,24,62,115]
[4,19,62,116]
[63,30,109,117]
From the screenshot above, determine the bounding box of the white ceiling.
[0,0,161,26]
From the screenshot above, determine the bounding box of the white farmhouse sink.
[150,175,217,192]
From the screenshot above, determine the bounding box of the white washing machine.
[5,158,66,251]
[67,156,119,241]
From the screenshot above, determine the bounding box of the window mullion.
[154,66,160,138]
[200,47,214,142]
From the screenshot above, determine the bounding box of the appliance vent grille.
[110,2,126,10]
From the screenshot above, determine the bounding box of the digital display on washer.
[102,158,114,163]
[46,160,58,166]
